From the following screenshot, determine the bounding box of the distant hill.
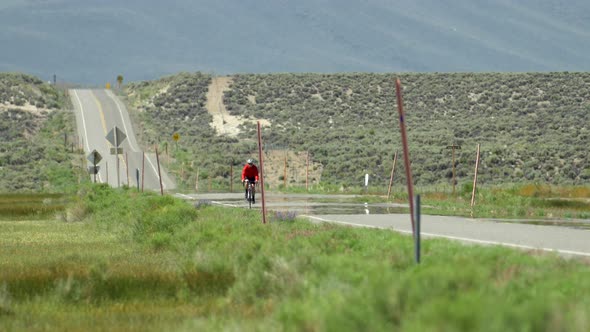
[1,0,589,84]
[0,73,77,192]
[124,72,590,190]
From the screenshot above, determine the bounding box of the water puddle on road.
[188,194,590,230]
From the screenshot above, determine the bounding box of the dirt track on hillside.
[205,77,241,136]
[205,77,270,137]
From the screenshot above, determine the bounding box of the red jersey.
[242,164,259,181]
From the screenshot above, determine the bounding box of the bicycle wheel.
[248,185,252,209]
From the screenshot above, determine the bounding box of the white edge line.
[145,155,166,189]
[212,201,241,208]
[72,90,90,151]
[106,90,165,189]
[173,194,244,208]
[107,90,134,151]
[304,216,590,258]
[73,89,103,183]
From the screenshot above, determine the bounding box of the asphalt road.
[70,89,175,191]
[307,214,590,258]
[68,90,590,259]
[179,192,590,258]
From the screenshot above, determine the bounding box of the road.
[307,214,590,258]
[180,192,590,258]
[68,89,590,259]
[70,89,175,191]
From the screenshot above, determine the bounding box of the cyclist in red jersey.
[241,159,259,200]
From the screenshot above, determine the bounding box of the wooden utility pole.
[387,152,398,200]
[395,78,415,232]
[446,145,461,194]
[471,144,481,207]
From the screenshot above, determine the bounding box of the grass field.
[1,186,590,331]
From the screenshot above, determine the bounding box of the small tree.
[117,75,124,89]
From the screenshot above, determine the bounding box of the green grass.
[1,185,590,331]
[0,193,70,220]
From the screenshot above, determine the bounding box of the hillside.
[124,72,590,191]
[0,73,79,192]
[1,0,589,84]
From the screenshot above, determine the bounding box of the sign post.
[173,133,180,151]
[106,126,127,187]
[87,149,102,183]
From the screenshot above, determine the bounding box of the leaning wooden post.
[387,152,398,200]
[257,121,267,224]
[155,147,164,196]
[395,78,415,233]
[471,143,481,208]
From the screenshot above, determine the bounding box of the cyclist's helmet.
[247,159,253,165]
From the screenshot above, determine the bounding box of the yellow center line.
[91,90,129,173]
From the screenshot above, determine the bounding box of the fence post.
[414,195,421,264]
[471,144,481,208]
[387,152,398,199]
[257,121,267,224]
[395,78,415,233]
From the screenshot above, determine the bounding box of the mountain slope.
[125,72,590,189]
[1,0,589,84]
[0,73,78,192]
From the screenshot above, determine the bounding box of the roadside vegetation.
[124,72,590,192]
[0,73,81,193]
[1,185,589,331]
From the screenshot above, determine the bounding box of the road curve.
[307,213,590,258]
[70,89,175,191]
[176,192,590,258]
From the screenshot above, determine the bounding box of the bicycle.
[244,180,257,209]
